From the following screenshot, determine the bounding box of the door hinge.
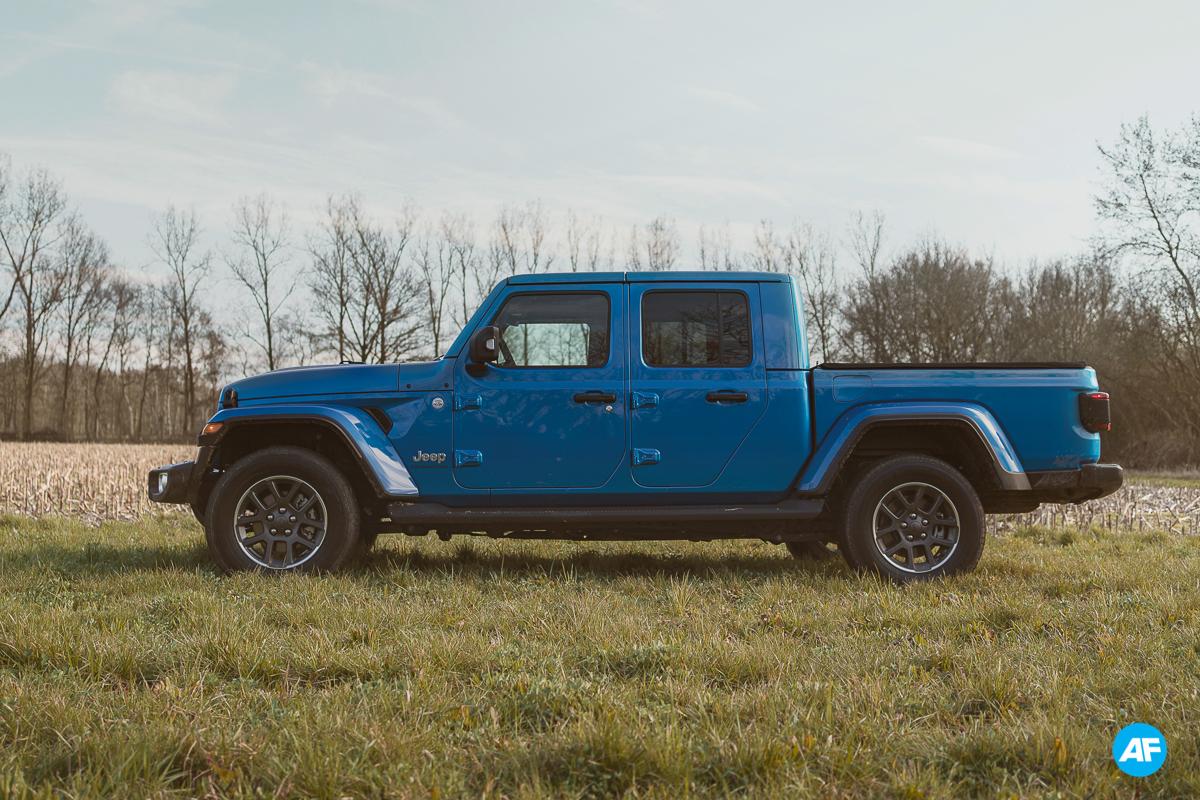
[631,391,659,410]
[454,449,484,467]
[632,448,661,466]
[454,393,482,411]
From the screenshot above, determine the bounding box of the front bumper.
[147,446,214,506]
[1026,463,1124,504]
[148,461,195,504]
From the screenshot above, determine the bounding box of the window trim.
[640,289,753,369]
[487,290,612,370]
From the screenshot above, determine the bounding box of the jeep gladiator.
[148,271,1123,581]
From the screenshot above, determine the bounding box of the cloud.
[686,86,762,113]
[109,69,237,127]
[299,61,463,131]
[917,135,1020,161]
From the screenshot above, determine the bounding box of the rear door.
[452,285,627,490]
[628,283,767,487]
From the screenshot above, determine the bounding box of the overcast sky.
[2,0,1197,275]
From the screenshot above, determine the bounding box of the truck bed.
[810,362,1102,472]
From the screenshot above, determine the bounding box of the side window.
[490,292,610,368]
[642,291,751,367]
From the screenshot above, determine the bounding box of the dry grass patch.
[0,442,192,520]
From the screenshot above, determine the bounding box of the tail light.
[1078,391,1111,432]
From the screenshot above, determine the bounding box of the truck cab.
[149,271,1122,581]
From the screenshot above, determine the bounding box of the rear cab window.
[641,291,751,367]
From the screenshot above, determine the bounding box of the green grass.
[0,516,1197,799]
[1128,470,1200,489]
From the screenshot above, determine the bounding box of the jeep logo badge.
[431,397,445,410]
[413,450,447,464]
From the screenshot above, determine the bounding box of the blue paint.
[207,271,1109,508]
[810,366,1101,472]
[796,401,1028,493]
[450,282,628,490]
[209,404,419,495]
[628,281,768,488]
[759,280,806,370]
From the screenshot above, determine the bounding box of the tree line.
[1,115,1197,467]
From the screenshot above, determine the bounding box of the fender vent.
[365,407,393,434]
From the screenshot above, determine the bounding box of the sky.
[2,0,1198,278]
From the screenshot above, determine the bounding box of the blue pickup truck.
[149,271,1122,581]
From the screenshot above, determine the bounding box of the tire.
[204,446,362,573]
[838,455,984,582]
[785,540,836,560]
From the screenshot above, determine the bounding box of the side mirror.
[468,325,500,366]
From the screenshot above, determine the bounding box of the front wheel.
[838,455,984,582]
[204,446,362,573]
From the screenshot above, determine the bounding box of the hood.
[227,359,455,402]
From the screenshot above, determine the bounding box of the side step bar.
[385,498,824,527]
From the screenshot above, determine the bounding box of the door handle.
[706,390,749,404]
[574,391,617,404]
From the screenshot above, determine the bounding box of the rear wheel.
[838,455,984,582]
[204,446,361,573]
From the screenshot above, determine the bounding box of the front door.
[628,283,767,488]
[453,286,627,490]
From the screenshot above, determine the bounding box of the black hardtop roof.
[506,270,793,286]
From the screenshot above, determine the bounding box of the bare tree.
[565,210,604,272]
[843,210,888,359]
[750,219,786,273]
[354,203,421,363]
[487,201,556,281]
[227,194,293,371]
[842,239,1004,363]
[1096,115,1200,393]
[309,196,356,362]
[56,217,110,436]
[643,215,679,271]
[626,216,678,271]
[151,206,211,435]
[785,223,841,362]
[311,197,423,364]
[847,210,886,280]
[413,215,456,355]
[89,277,139,439]
[439,212,479,328]
[134,286,169,440]
[624,224,643,270]
[697,223,740,271]
[0,165,68,437]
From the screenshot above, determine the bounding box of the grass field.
[1,513,1197,798]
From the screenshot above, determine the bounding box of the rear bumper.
[1026,463,1124,503]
